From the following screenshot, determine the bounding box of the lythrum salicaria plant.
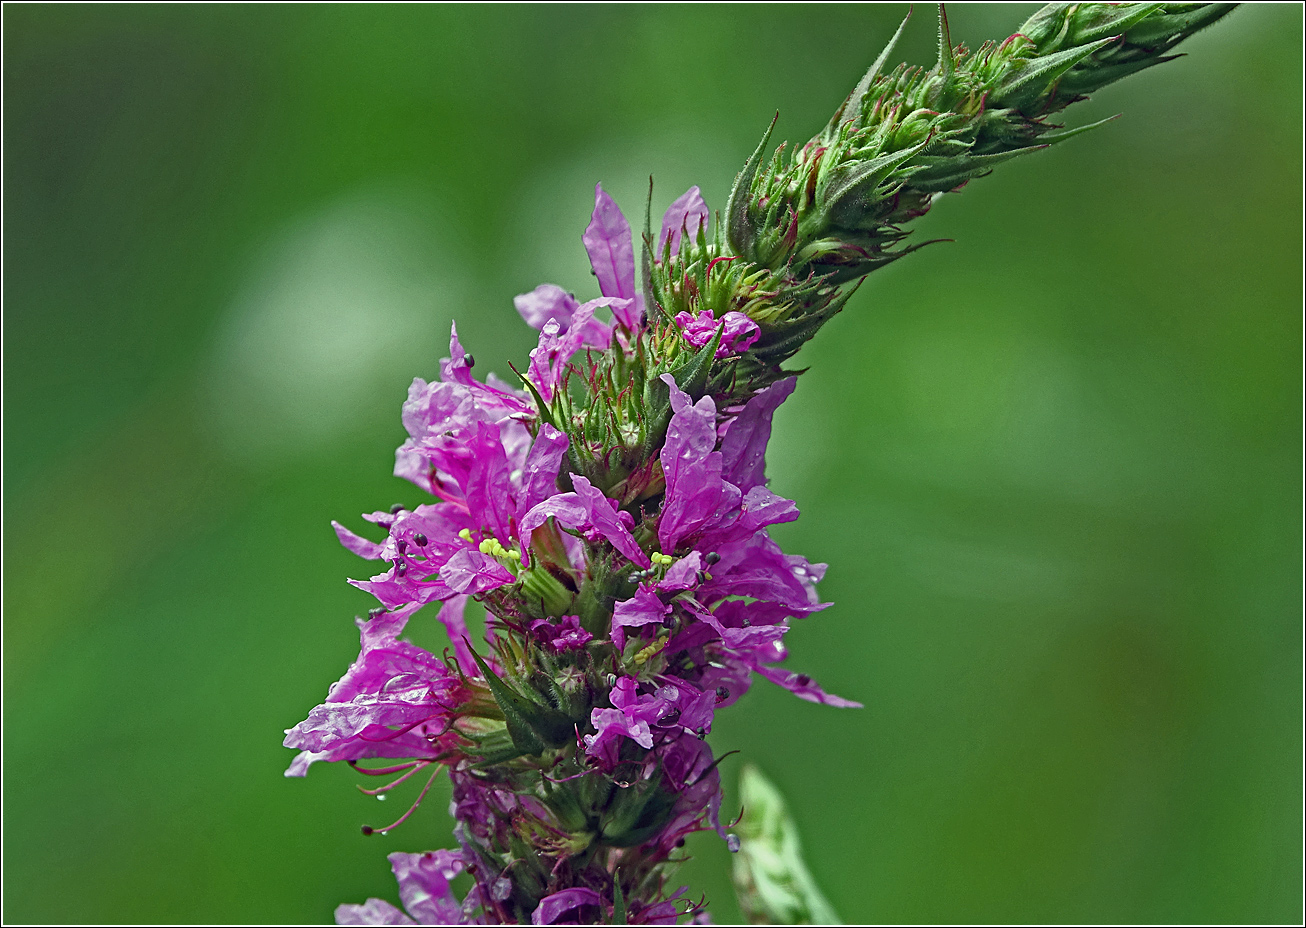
[284,5,1235,924]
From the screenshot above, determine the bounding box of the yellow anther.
[634,636,669,666]
[458,528,473,542]
[478,539,493,555]
[508,548,521,561]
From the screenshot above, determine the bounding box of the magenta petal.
[439,549,514,595]
[532,887,602,926]
[571,475,650,567]
[583,183,635,303]
[611,586,670,648]
[518,493,590,543]
[335,898,417,926]
[518,424,569,517]
[659,185,709,255]
[657,374,723,552]
[658,552,703,591]
[526,310,591,403]
[464,422,516,544]
[389,851,466,926]
[334,521,385,560]
[757,665,863,708]
[514,283,578,331]
[720,377,796,491]
[579,295,637,334]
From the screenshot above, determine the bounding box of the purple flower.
[336,850,473,926]
[584,676,672,767]
[673,310,760,358]
[283,606,469,776]
[530,614,593,652]
[393,324,533,501]
[295,177,867,925]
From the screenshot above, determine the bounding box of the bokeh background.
[4,4,1301,924]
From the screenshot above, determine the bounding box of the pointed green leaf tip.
[731,765,841,925]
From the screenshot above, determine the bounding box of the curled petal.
[439,549,515,595]
[513,283,578,331]
[757,665,863,708]
[673,310,760,358]
[532,887,602,926]
[571,475,649,567]
[611,586,671,648]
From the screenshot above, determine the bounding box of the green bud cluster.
[692,3,1236,371]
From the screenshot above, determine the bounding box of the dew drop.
[377,794,387,801]
[727,833,740,853]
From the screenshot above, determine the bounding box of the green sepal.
[1067,2,1164,45]
[1037,113,1120,146]
[517,368,560,431]
[1123,3,1237,47]
[612,871,628,925]
[641,176,662,325]
[820,137,930,231]
[995,35,1118,110]
[470,731,529,768]
[731,764,841,925]
[909,144,1048,192]
[597,774,679,848]
[468,648,574,752]
[936,3,956,84]
[836,7,913,130]
[725,113,778,257]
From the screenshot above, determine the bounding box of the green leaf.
[731,765,841,925]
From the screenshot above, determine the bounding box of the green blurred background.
[4,4,1301,924]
